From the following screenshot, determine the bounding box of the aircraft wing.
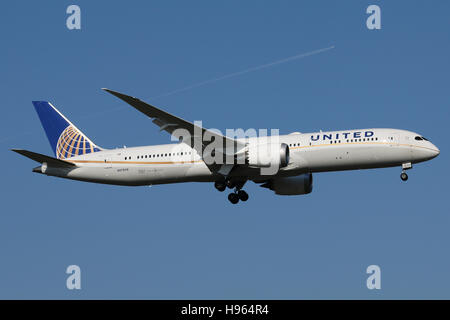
[102,89,245,163]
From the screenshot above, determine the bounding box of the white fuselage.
[39,128,439,186]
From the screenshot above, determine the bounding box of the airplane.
[12,89,440,204]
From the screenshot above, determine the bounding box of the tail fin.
[32,101,102,159]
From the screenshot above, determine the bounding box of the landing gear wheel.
[228,193,239,204]
[400,172,408,181]
[237,190,249,202]
[214,181,226,192]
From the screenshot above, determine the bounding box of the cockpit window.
[421,136,429,141]
[415,136,423,141]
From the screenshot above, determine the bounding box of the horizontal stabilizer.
[11,149,76,167]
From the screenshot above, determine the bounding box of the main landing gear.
[215,179,249,204]
[400,162,412,182]
[214,181,226,192]
[228,189,249,204]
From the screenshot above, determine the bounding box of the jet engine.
[246,143,289,168]
[261,173,313,195]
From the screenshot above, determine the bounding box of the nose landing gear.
[400,162,412,182]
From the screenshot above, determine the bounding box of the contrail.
[85,45,335,116]
[151,45,335,99]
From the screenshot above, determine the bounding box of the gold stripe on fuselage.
[66,141,436,166]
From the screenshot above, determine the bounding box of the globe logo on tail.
[56,125,100,159]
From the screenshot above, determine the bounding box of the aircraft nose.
[429,143,440,159]
[434,145,440,156]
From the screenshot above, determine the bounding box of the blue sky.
[1,1,449,299]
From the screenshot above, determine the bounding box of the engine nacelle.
[261,173,313,195]
[246,143,289,168]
